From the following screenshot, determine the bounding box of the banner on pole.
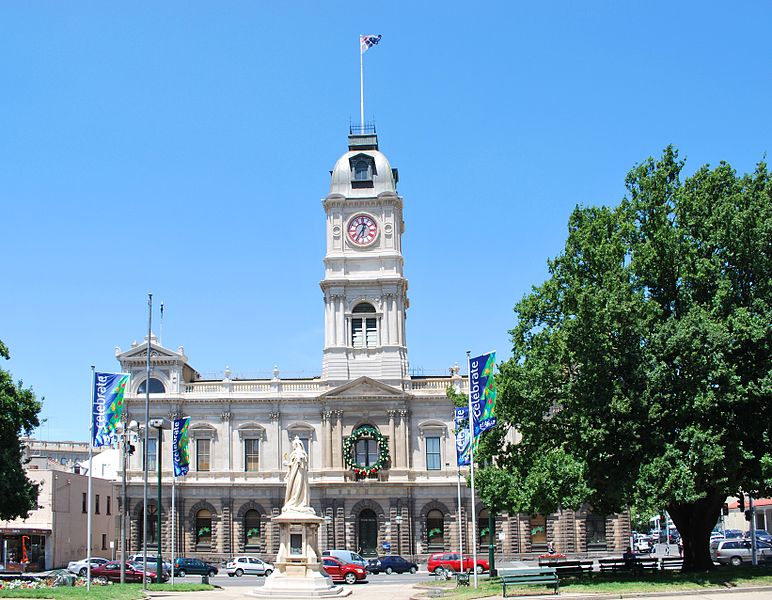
[92,372,129,447]
[454,407,471,466]
[172,417,191,477]
[469,351,497,438]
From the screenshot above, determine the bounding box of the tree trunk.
[667,489,725,572]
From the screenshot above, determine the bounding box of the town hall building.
[115,130,629,563]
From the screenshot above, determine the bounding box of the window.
[351,303,377,348]
[586,514,607,550]
[426,436,441,470]
[82,492,87,514]
[106,496,111,515]
[478,509,491,548]
[244,510,261,549]
[144,437,157,471]
[530,514,547,548]
[244,439,259,472]
[355,438,378,466]
[95,494,100,514]
[138,378,165,394]
[353,159,371,181]
[427,509,445,551]
[101,534,107,550]
[138,505,158,546]
[196,509,212,547]
[197,439,210,472]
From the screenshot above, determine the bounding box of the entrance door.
[358,509,378,557]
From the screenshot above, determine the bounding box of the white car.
[225,556,274,577]
[66,557,110,577]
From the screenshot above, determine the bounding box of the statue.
[282,436,314,514]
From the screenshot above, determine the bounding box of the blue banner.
[454,407,471,466]
[92,372,129,447]
[172,417,191,477]
[469,352,497,439]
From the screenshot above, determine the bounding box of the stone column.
[400,409,410,468]
[321,411,333,468]
[388,410,397,466]
[221,498,232,556]
[270,411,281,470]
[332,410,343,468]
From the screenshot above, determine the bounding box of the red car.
[321,557,367,584]
[90,561,166,583]
[427,552,489,575]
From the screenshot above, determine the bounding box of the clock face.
[347,214,378,246]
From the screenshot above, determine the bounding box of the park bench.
[599,557,658,574]
[538,559,594,577]
[660,557,683,570]
[500,567,559,597]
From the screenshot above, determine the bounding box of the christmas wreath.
[343,425,389,476]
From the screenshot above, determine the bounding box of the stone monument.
[253,436,350,598]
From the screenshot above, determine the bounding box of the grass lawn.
[425,564,772,598]
[0,583,214,599]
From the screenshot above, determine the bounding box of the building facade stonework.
[116,131,629,562]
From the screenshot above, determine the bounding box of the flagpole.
[171,474,176,585]
[87,365,95,592]
[457,465,464,574]
[142,293,152,590]
[467,351,479,588]
[359,36,365,132]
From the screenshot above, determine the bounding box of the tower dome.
[329,132,399,197]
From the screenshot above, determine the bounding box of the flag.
[172,417,191,477]
[454,407,471,466]
[469,352,497,439]
[360,34,382,54]
[92,372,129,447]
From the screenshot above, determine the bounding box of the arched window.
[138,505,158,546]
[353,159,371,181]
[244,510,260,549]
[351,303,377,348]
[196,509,212,548]
[530,514,547,550]
[427,509,444,551]
[138,378,166,394]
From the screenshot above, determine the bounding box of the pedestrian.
[678,538,683,556]
[547,541,556,555]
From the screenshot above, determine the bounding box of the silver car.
[710,539,772,566]
[66,557,109,577]
[225,556,274,577]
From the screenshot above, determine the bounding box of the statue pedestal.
[253,511,350,598]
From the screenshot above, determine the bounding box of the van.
[322,550,367,567]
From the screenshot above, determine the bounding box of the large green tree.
[0,339,42,520]
[476,147,771,571]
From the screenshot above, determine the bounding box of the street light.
[114,419,139,584]
[149,418,171,584]
[395,514,402,556]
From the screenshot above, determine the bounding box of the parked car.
[710,539,772,566]
[322,550,367,568]
[744,530,772,544]
[366,555,418,574]
[66,557,109,577]
[724,529,744,539]
[321,557,367,584]
[633,536,653,553]
[90,561,166,583]
[128,554,172,575]
[174,557,218,577]
[225,556,275,577]
[427,552,489,575]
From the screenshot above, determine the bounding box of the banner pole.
[171,475,176,585]
[467,351,479,588]
[142,293,152,590]
[359,35,364,132]
[457,465,464,574]
[87,365,95,591]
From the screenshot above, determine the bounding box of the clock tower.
[320,130,409,385]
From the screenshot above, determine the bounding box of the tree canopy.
[476,147,771,570]
[0,339,42,520]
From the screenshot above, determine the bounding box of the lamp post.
[395,513,402,556]
[149,418,171,584]
[115,420,139,584]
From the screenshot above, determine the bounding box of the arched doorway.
[357,509,378,557]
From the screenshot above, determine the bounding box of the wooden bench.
[538,559,594,577]
[599,557,658,574]
[660,557,683,570]
[500,567,559,597]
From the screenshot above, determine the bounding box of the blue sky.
[2,2,770,441]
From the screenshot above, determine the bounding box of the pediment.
[116,338,184,361]
[319,376,404,400]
